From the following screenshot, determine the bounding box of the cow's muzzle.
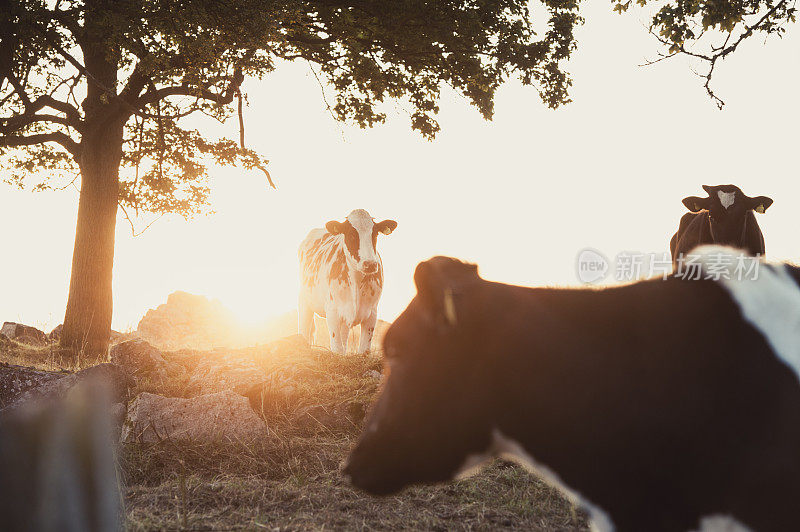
[342,454,404,495]
[362,260,378,274]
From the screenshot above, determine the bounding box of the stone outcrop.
[185,356,266,396]
[1,322,48,345]
[121,391,267,443]
[136,291,240,350]
[135,291,392,351]
[2,363,131,412]
[0,363,66,409]
[110,339,183,382]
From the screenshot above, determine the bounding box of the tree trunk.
[60,124,124,358]
[58,12,128,360]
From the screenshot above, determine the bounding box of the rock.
[48,324,63,342]
[136,291,241,351]
[0,363,66,409]
[110,402,126,441]
[121,391,266,443]
[185,357,266,396]
[363,369,382,380]
[110,339,182,382]
[3,363,132,412]
[1,322,48,346]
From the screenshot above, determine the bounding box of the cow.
[670,184,772,265]
[298,209,397,355]
[345,247,800,532]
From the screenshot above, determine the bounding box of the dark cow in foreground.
[298,209,397,354]
[670,184,772,265]
[345,247,800,532]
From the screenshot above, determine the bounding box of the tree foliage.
[1,0,583,220]
[613,0,797,107]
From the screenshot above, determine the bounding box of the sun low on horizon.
[1,2,799,335]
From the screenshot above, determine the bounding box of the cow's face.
[325,209,397,275]
[344,257,494,495]
[682,184,773,247]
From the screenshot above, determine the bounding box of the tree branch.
[1,113,73,132]
[134,68,245,109]
[0,131,80,156]
[119,61,151,104]
[644,0,791,108]
[33,95,83,127]
[119,201,164,237]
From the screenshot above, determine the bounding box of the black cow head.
[682,184,772,246]
[344,257,494,495]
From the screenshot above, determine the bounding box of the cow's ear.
[375,220,397,235]
[682,196,709,212]
[749,196,773,214]
[326,221,345,234]
[414,257,479,329]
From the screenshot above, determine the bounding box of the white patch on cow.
[455,452,492,480]
[454,430,615,532]
[693,515,752,532]
[718,190,736,210]
[493,431,615,532]
[694,245,800,381]
[346,209,379,270]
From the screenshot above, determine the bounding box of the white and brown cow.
[298,209,397,354]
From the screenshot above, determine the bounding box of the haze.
[1,3,798,332]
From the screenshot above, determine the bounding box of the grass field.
[1,337,588,531]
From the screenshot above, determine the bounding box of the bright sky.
[1,3,799,333]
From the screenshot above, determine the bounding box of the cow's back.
[300,228,338,287]
[486,278,800,531]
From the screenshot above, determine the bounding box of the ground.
[1,337,588,531]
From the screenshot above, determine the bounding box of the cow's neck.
[348,266,375,309]
[349,268,363,305]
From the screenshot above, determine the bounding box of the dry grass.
[123,457,586,531]
[120,342,588,531]
[2,336,588,531]
[0,336,103,372]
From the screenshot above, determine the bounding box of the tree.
[0,0,581,358]
[613,0,797,108]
